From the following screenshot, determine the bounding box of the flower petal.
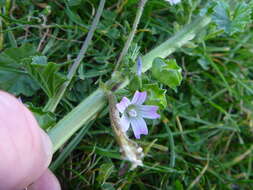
[131,91,147,105]
[137,105,160,119]
[120,114,130,132]
[137,56,142,76]
[116,97,130,113]
[130,117,148,139]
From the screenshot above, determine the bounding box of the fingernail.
[41,132,53,166]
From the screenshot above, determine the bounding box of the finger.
[28,169,61,190]
[0,91,53,190]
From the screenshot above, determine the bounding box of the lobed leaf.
[143,83,167,109]
[0,44,39,96]
[151,57,182,90]
[24,56,67,98]
[212,1,252,35]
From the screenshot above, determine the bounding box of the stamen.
[128,109,137,117]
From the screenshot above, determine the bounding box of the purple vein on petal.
[137,105,160,119]
[116,97,130,113]
[130,117,148,139]
[131,91,147,105]
[138,117,148,135]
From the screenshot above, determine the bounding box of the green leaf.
[96,163,114,185]
[128,75,142,91]
[0,44,40,96]
[151,58,182,89]
[27,104,56,130]
[212,1,252,35]
[143,83,167,109]
[24,56,67,98]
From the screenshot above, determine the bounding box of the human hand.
[0,91,61,190]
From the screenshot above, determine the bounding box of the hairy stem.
[50,89,106,153]
[114,0,147,72]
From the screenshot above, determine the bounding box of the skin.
[0,91,61,190]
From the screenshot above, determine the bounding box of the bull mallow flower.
[116,91,160,139]
[137,56,142,76]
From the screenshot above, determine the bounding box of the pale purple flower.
[137,56,142,76]
[116,91,160,139]
[165,0,181,5]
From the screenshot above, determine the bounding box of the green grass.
[0,0,253,189]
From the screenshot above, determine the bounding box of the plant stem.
[44,0,106,112]
[141,15,211,72]
[48,15,212,152]
[49,89,106,153]
[50,121,94,171]
[114,0,147,72]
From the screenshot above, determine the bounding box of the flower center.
[128,108,137,117]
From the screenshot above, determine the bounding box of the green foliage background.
[0,0,253,189]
